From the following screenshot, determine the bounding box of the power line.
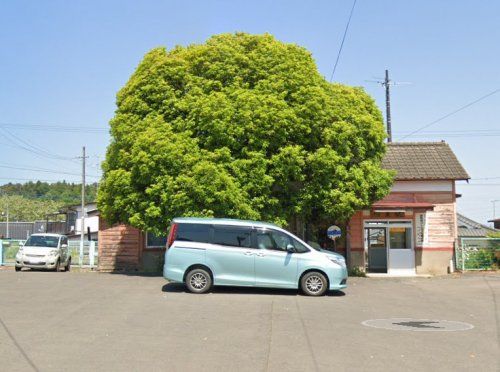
[472,176,500,180]
[397,88,500,141]
[0,127,75,161]
[330,0,358,82]
[0,177,96,183]
[0,164,100,178]
[396,129,500,134]
[0,122,107,133]
[394,129,500,137]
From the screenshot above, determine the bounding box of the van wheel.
[15,266,21,272]
[301,271,328,296]
[185,268,212,294]
[54,260,60,272]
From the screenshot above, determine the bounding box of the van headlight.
[328,256,346,266]
[48,250,59,257]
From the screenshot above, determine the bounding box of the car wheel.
[185,268,212,294]
[300,271,328,296]
[15,266,21,272]
[54,260,60,272]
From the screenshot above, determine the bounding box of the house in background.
[60,202,99,241]
[488,218,500,230]
[98,141,470,275]
[0,221,69,240]
[0,202,99,241]
[348,142,469,276]
[457,213,497,240]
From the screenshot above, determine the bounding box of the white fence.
[68,240,98,268]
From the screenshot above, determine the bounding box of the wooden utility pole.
[366,70,410,142]
[79,146,87,266]
[384,70,392,142]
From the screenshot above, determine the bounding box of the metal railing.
[0,239,25,266]
[456,238,500,271]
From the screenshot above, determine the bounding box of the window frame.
[211,224,254,249]
[253,228,310,253]
[145,232,168,250]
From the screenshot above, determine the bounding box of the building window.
[146,232,167,248]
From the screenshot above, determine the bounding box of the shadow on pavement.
[161,282,345,297]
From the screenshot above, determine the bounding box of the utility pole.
[1,192,9,239]
[6,203,9,239]
[492,200,500,224]
[79,146,87,267]
[366,70,410,143]
[384,70,392,142]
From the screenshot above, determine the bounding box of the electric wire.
[330,0,358,82]
[397,88,500,141]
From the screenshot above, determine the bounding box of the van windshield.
[24,236,59,248]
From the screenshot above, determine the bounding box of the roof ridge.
[387,141,447,146]
[457,213,495,231]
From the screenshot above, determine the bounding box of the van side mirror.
[286,244,295,253]
[61,244,68,248]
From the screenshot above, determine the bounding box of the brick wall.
[98,217,143,272]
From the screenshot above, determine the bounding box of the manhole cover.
[362,318,474,332]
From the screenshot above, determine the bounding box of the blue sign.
[327,225,341,240]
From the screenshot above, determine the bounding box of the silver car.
[15,233,71,272]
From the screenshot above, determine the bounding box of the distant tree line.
[0,181,98,205]
[0,181,98,222]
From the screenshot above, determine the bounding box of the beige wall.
[415,249,453,275]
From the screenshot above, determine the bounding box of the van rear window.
[176,223,211,244]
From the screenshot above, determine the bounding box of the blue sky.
[1,0,499,225]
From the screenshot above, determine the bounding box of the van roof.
[30,233,64,237]
[172,217,280,229]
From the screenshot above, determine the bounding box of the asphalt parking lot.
[0,269,499,372]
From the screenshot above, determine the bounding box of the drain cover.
[362,318,474,332]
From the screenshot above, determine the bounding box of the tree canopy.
[98,33,393,234]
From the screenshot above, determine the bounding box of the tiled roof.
[382,142,469,180]
[457,213,496,238]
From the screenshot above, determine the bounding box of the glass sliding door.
[388,223,415,274]
[389,227,412,249]
[364,221,415,275]
[365,227,387,273]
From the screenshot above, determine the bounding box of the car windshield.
[24,236,59,248]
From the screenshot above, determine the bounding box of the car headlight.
[328,255,346,266]
[48,250,59,257]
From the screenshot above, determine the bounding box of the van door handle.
[256,252,265,257]
[244,251,254,256]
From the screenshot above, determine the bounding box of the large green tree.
[98,33,393,235]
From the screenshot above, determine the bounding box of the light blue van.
[163,218,347,296]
